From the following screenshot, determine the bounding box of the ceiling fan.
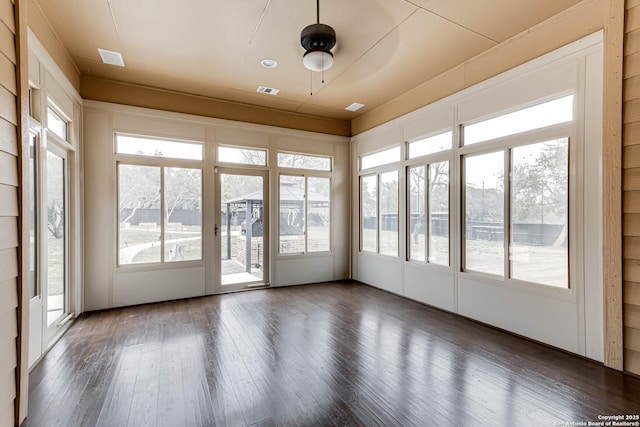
[300,0,336,76]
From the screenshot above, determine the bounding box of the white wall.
[351,32,604,361]
[83,101,349,311]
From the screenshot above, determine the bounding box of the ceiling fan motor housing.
[301,23,336,53]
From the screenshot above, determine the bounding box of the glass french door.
[44,144,69,335]
[214,168,269,292]
[29,135,71,367]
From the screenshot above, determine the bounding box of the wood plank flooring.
[22,281,640,426]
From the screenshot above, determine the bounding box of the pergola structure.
[224,184,329,272]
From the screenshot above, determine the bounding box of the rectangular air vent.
[257,86,280,95]
[98,48,125,67]
[345,102,365,112]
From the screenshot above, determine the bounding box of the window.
[361,175,377,252]
[164,168,203,262]
[279,175,305,254]
[510,139,568,287]
[380,171,399,256]
[218,145,266,166]
[408,162,450,265]
[46,149,67,326]
[408,166,425,261]
[463,95,573,145]
[116,135,202,266]
[408,131,452,159]
[279,175,330,254]
[118,164,202,265]
[361,146,401,170]
[360,171,399,256]
[463,142,570,287]
[47,107,68,141]
[463,151,505,276]
[278,152,331,171]
[307,177,330,252]
[429,162,449,265]
[118,164,161,264]
[117,134,203,160]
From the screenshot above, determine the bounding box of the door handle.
[215,224,219,236]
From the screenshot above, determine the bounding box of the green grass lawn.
[362,228,567,287]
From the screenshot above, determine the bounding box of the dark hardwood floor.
[22,281,640,426]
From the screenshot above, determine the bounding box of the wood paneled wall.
[623,0,640,375]
[0,0,19,423]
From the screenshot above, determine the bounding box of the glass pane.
[361,146,400,170]
[429,161,449,265]
[308,177,330,252]
[408,166,426,262]
[221,174,264,285]
[164,168,202,262]
[116,135,203,160]
[510,139,568,288]
[46,151,65,326]
[380,171,398,257]
[408,131,453,159]
[464,152,504,276]
[278,152,331,171]
[29,134,37,299]
[361,175,377,252]
[218,146,266,166]
[47,107,68,141]
[118,164,161,265]
[463,95,573,145]
[280,175,305,254]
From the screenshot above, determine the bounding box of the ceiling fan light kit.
[302,49,333,72]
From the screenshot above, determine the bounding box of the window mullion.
[504,150,511,280]
[160,166,165,263]
[424,163,430,263]
[304,175,308,254]
[377,174,381,254]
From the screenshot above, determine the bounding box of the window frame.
[115,132,204,161]
[277,151,332,172]
[46,102,70,143]
[360,146,401,171]
[277,171,332,257]
[461,94,574,146]
[115,133,204,269]
[406,129,453,160]
[217,144,268,167]
[459,114,575,289]
[406,157,451,266]
[358,162,401,258]
[359,173,379,254]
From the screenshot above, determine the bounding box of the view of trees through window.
[360,172,398,256]
[463,140,569,287]
[361,175,377,253]
[510,139,568,287]
[380,172,399,256]
[118,164,202,265]
[408,162,450,265]
[46,151,66,325]
[464,151,505,276]
[116,134,203,266]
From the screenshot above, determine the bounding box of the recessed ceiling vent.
[257,86,280,95]
[98,48,125,67]
[345,102,365,112]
